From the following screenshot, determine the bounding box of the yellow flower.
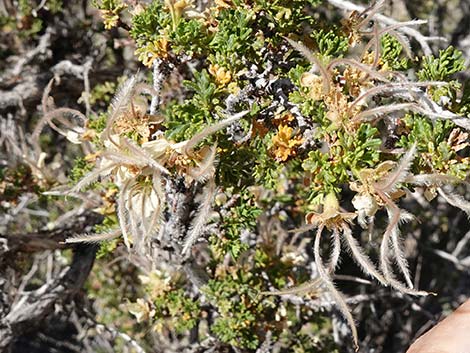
[271,124,303,162]
[272,112,295,126]
[101,10,120,29]
[209,64,232,86]
[99,3,127,30]
[227,81,240,94]
[136,37,169,68]
[300,72,324,101]
[81,128,97,141]
[340,10,363,46]
[350,161,396,196]
[166,0,193,17]
[214,0,233,9]
[305,193,356,229]
[139,270,172,298]
[306,193,355,230]
[127,298,155,323]
[114,107,151,142]
[324,87,349,126]
[343,65,370,97]
[275,7,292,20]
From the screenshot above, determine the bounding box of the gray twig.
[0,244,97,350]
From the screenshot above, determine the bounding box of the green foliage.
[0,164,40,205]
[92,0,125,11]
[184,70,221,114]
[286,331,339,353]
[251,136,285,189]
[0,0,62,38]
[251,0,321,33]
[170,18,209,56]
[302,124,381,199]
[398,114,470,179]
[217,143,259,187]
[211,191,262,260]
[416,47,465,103]
[130,2,168,42]
[88,113,108,134]
[311,29,349,59]
[380,34,410,70]
[69,157,94,184]
[92,0,127,29]
[417,46,465,81]
[202,270,270,350]
[203,242,332,351]
[129,1,170,67]
[153,289,200,333]
[87,260,144,342]
[457,81,470,117]
[96,238,119,259]
[164,69,223,141]
[208,8,255,69]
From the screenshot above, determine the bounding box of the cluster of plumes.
[264,2,470,349]
[54,76,246,258]
[1,79,86,188]
[295,145,470,349]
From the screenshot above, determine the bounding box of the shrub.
[8,0,470,351]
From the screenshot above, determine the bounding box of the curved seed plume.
[370,24,381,68]
[70,162,118,193]
[327,58,389,82]
[327,0,440,56]
[352,102,461,124]
[122,137,171,175]
[314,227,359,350]
[327,229,342,273]
[128,183,148,255]
[438,187,470,216]
[354,103,417,122]
[131,173,164,243]
[356,0,385,29]
[411,105,469,127]
[102,75,138,143]
[100,151,150,168]
[260,278,323,296]
[33,108,87,146]
[183,110,249,155]
[283,36,331,94]
[342,225,387,285]
[189,145,218,182]
[407,174,461,186]
[151,172,166,240]
[65,229,121,244]
[386,206,413,288]
[117,178,133,249]
[139,185,150,233]
[374,143,417,194]
[41,77,55,113]
[379,206,428,295]
[349,81,448,112]
[362,20,426,57]
[133,82,160,100]
[182,178,216,255]
[388,29,412,58]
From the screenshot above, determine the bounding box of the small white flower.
[352,193,378,228]
[352,193,378,217]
